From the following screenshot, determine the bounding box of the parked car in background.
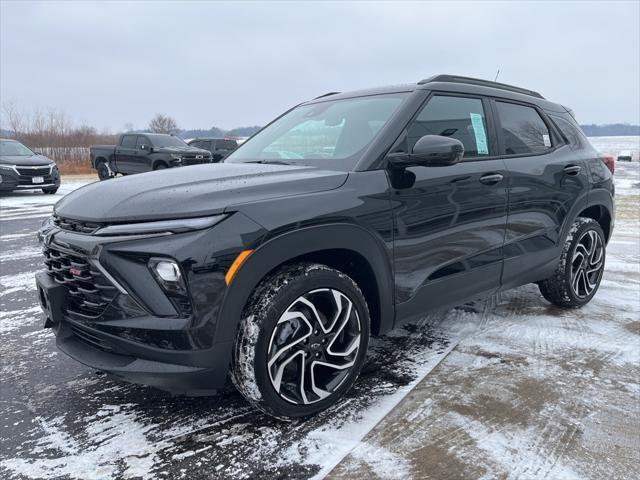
[617,150,632,162]
[187,138,238,162]
[0,138,60,194]
[90,133,212,180]
[36,75,614,419]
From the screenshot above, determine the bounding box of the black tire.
[232,263,370,420]
[154,163,167,170]
[96,161,112,181]
[538,217,606,308]
[42,187,58,194]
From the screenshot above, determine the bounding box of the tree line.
[0,105,260,175]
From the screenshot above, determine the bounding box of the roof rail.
[418,74,544,99]
[313,91,341,100]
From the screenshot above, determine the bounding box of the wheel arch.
[215,223,395,344]
[153,160,168,170]
[577,204,612,242]
[94,156,108,168]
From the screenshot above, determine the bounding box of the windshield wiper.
[246,160,291,165]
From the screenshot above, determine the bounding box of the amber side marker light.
[225,250,253,285]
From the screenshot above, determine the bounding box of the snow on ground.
[0,179,91,220]
[0,163,638,479]
[589,135,640,161]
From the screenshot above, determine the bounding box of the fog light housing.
[148,258,187,294]
[148,258,191,316]
[154,260,181,282]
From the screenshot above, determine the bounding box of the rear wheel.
[232,263,370,420]
[96,161,112,181]
[538,217,606,308]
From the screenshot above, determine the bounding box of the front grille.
[53,214,103,234]
[43,241,118,318]
[16,166,51,176]
[182,155,211,166]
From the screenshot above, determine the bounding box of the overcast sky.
[1,1,639,132]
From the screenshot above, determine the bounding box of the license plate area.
[36,272,66,328]
[32,176,44,184]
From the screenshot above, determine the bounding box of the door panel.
[114,135,138,173]
[390,93,507,324]
[500,147,589,288]
[492,100,590,288]
[392,159,508,323]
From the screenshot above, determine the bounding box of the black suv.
[90,133,212,180]
[0,139,60,194]
[36,75,614,419]
[187,138,238,162]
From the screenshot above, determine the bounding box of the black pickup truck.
[90,133,212,180]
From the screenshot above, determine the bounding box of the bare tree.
[148,113,179,134]
[1,101,27,138]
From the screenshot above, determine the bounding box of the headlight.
[0,164,17,172]
[93,214,226,236]
[170,154,182,161]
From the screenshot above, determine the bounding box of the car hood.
[157,146,210,155]
[55,163,348,223]
[0,154,54,166]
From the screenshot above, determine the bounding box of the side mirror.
[388,135,464,167]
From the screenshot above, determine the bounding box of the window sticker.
[543,134,551,147]
[469,113,489,155]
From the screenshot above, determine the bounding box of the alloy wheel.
[267,288,361,405]
[570,229,604,298]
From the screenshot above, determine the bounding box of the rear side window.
[496,102,552,155]
[216,140,237,151]
[120,135,137,148]
[549,113,587,150]
[407,96,489,157]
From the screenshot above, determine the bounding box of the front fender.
[214,222,395,346]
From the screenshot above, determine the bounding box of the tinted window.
[407,96,489,157]
[216,140,237,151]
[225,93,408,171]
[0,140,34,156]
[201,141,214,152]
[136,136,150,149]
[120,135,137,148]
[549,113,586,150]
[190,141,203,149]
[496,102,551,155]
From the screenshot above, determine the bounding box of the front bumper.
[0,164,60,191]
[36,212,266,393]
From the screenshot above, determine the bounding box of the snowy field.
[589,135,640,161]
[0,163,638,479]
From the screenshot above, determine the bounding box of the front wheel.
[232,263,370,420]
[42,187,58,194]
[538,217,606,308]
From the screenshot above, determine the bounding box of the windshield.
[151,136,189,148]
[225,93,408,170]
[0,140,35,156]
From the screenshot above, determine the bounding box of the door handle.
[479,173,504,185]
[563,165,582,175]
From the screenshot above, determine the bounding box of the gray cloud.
[1,0,638,131]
